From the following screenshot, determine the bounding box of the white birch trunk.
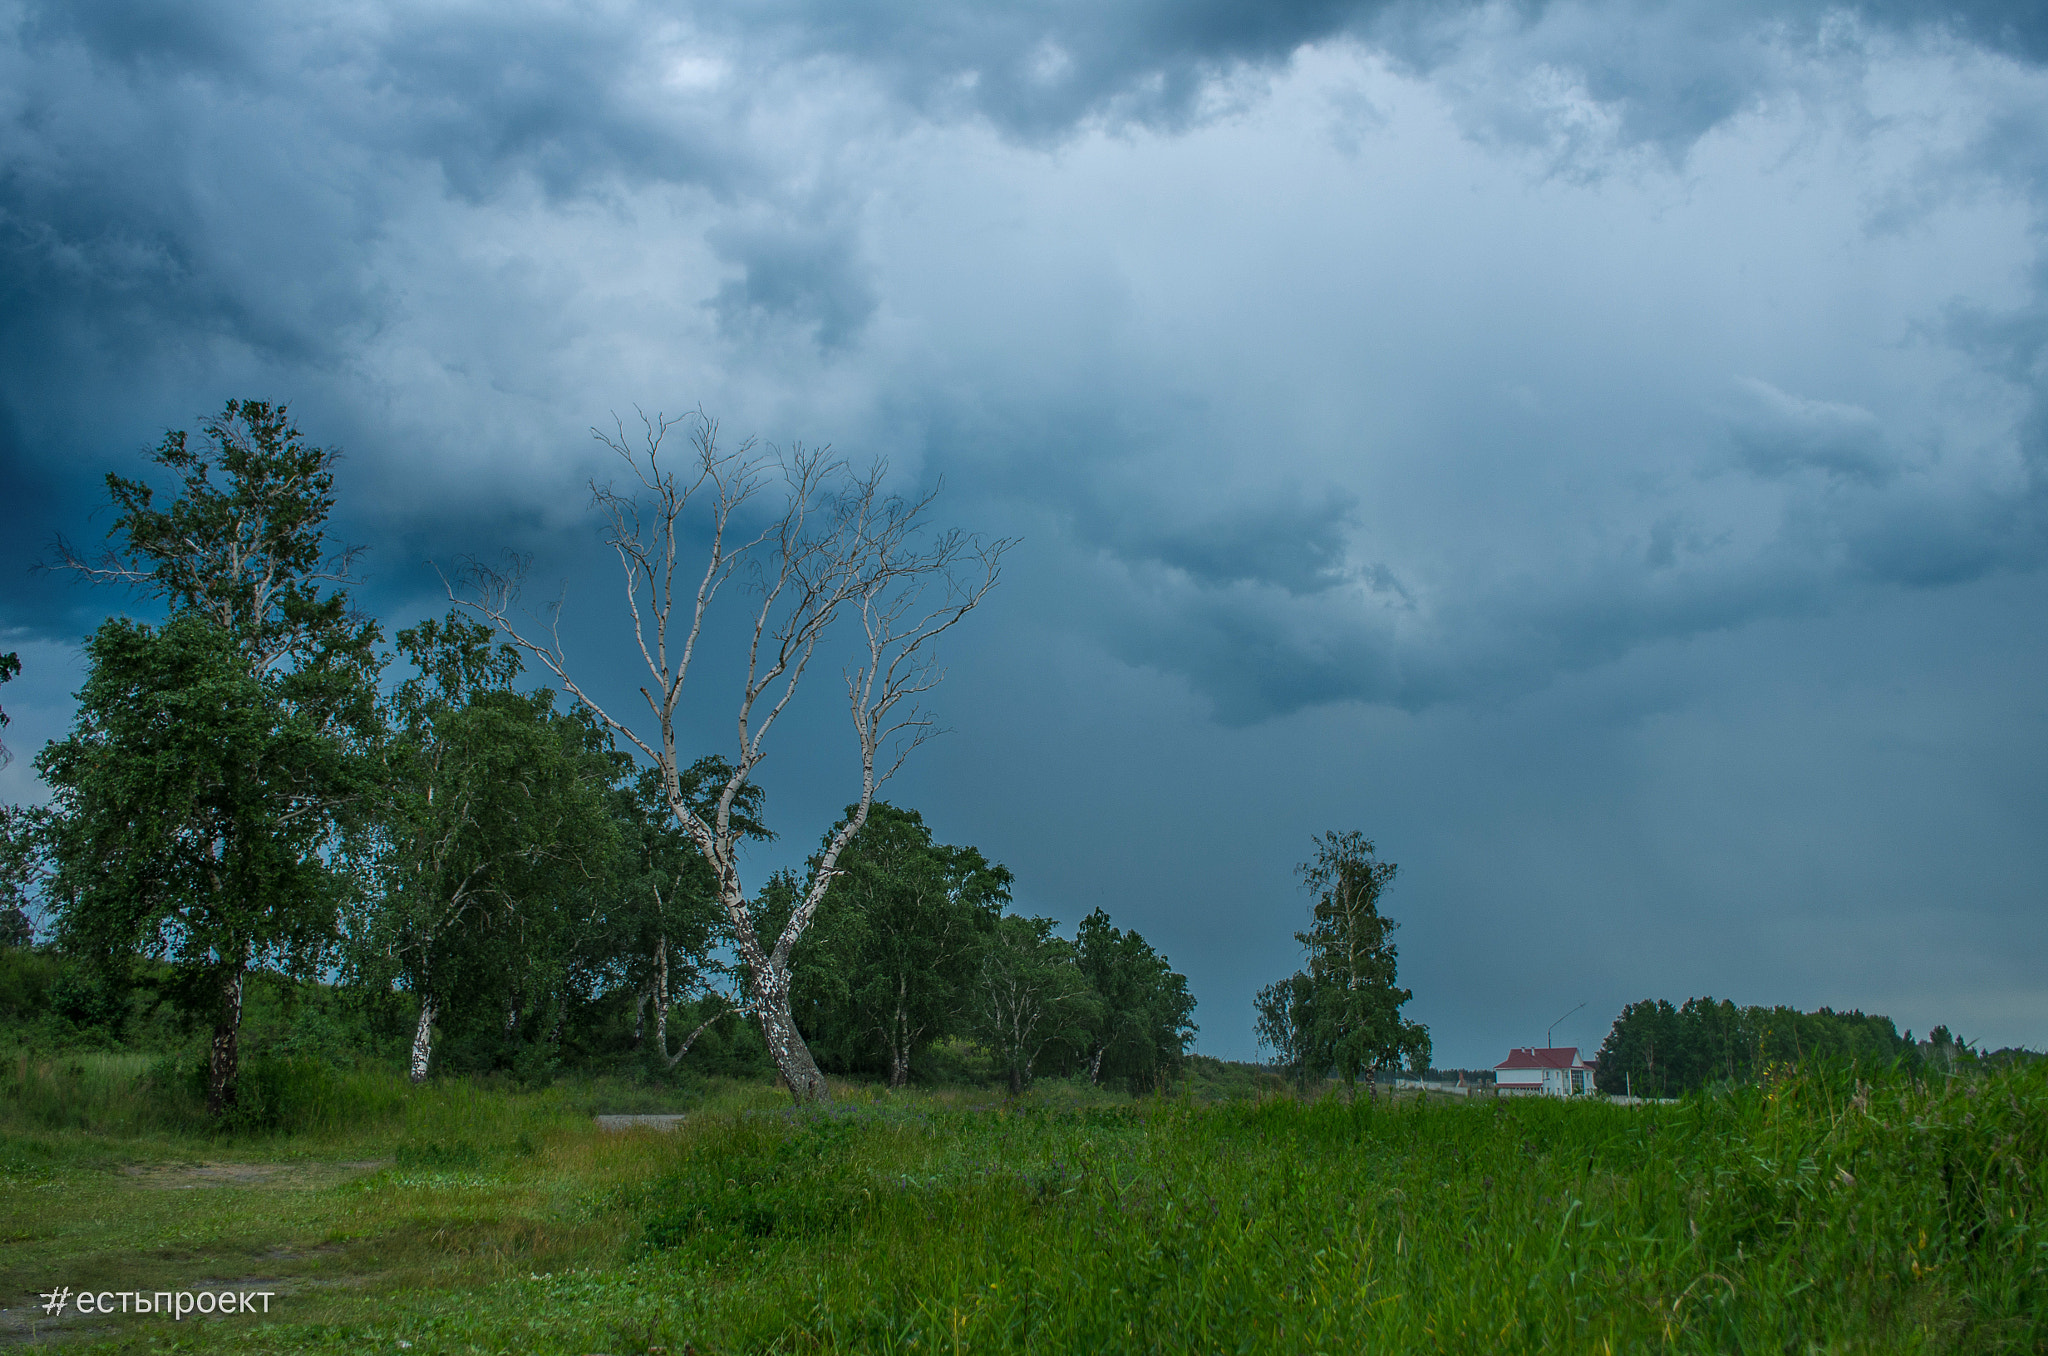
[206,964,245,1116]
[410,995,437,1083]
[654,935,669,1057]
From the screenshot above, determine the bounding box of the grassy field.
[1,1052,2042,1353]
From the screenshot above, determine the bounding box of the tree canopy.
[1255,832,1430,1091]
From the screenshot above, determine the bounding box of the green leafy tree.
[39,613,373,1111]
[56,401,366,672]
[1595,999,1684,1097]
[1074,908,1197,1092]
[970,913,1095,1095]
[39,401,380,1114]
[358,613,620,1081]
[0,802,50,947]
[1254,832,1429,1094]
[797,802,1010,1086]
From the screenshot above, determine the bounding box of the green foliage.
[1597,995,1924,1095]
[1255,831,1429,1087]
[1073,907,1197,1092]
[35,400,382,1116]
[0,1049,209,1134]
[199,1053,406,1135]
[0,946,60,1027]
[796,802,1009,1085]
[91,400,367,671]
[1,1058,2040,1353]
[594,1062,2048,1355]
[358,611,628,1082]
[36,611,374,1114]
[0,802,51,948]
[969,913,1096,1094]
[40,614,354,971]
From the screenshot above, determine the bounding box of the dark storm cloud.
[1082,492,1363,597]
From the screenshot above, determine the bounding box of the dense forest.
[1593,995,2034,1097]
[0,401,1197,1115]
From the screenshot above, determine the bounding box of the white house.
[1493,1046,1597,1097]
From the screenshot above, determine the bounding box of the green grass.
[2,1059,2041,1353]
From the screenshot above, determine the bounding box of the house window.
[1571,1070,1585,1094]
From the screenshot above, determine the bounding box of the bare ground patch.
[118,1159,386,1190]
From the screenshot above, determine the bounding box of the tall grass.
[0,1049,203,1135]
[534,1061,2043,1354]
[6,1057,2040,1353]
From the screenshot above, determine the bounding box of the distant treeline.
[1594,996,2038,1097]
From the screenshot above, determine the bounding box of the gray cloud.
[708,217,879,349]
[1725,377,1896,485]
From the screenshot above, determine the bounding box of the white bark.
[206,963,245,1116]
[410,994,436,1083]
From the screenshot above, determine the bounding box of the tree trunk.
[1089,1046,1106,1086]
[632,987,647,1048]
[756,986,828,1102]
[411,994,437,1083]
[654,936,669,1058]
[887,981,911,1089]
[206,963,245,1116]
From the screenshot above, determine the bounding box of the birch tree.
[970,913,1094,1095]
[455,410,1007,1102]
[796,802,1009,1087]
[611,759,765,1068]
[364,613,616,1082]
[1254,832,1430,1096]
[41,401,380,1115]
[39,612,371,1113]
[1074,908,1197,1092]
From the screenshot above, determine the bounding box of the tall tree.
[1074,908,1197,1093]
[358,613,618,1082]
[39,613,374,1112]
[457,410,1008,1102]
[971,914,1095,1095]
[1254,832,1429,1094]
[796,802,1009,1086]
[41,401,380,1114]
[57,400,367,674]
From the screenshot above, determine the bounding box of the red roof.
[1494,1046,1594,1071]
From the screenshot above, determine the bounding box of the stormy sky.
[3,0,2046,1064]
